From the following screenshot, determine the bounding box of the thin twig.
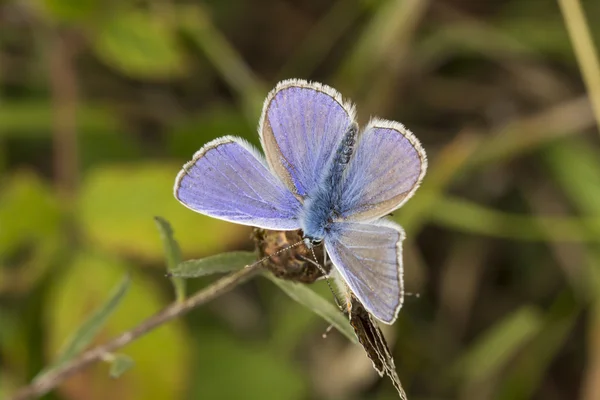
[10,264,262,400]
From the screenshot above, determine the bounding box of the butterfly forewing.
[259,79,356,198]
[174,137,302,230]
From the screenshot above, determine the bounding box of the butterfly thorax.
[300,122,358,242]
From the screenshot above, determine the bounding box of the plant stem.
[9,264,262,400]
[49,30,79,202]
[558,0,600,135]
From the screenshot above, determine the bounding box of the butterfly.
[174,79,427,324]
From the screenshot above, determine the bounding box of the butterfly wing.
[340,119,427,221]
[259,79,356,198]
[174,136,301,230]
[326,221,405,324]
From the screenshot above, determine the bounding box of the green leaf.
[191,329,307,400]
[0,171,62,294]
[497,292,580,399]
[79,163,248,261]
[455,306,543,383]
[154,217,185,301]
[93,11,185,79]
[177,5,265,120]
[430,195,599,242]
[0,101,118,137]
[0,171,61,253]
[109,354,135,379]
[545,140,600,217]
[37,274,130,379]
[41,0,99,22]
[170,252,256,278]
[263,274,357,344]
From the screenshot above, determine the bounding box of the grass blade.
[35,274,130,380]
[154,216,185,301]
[558,0,600,134]
[455,306,543,383]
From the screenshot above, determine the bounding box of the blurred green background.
[1,0,600,399]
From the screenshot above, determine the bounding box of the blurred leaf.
[191,329,307,400]
[79,163,246,261]
[177,5,265,120]
[93,11,185,79]
[277,0,365,79]
[263,274,357,344]
[455,306,543,383]
[468,99,593,169]
[0,101,119,137]
[171,251,255,278]
[544,139,600,400]
[45,252,190,399]
[431,195,599,242]
[0,171,62,294]
[37,275,130,380]
[335,0,427,101]
[397,133,482,235]
[497,292,580,400]
[167,105,253,158]
[0,171,61,253]
[109,354,135,379]
[41,0,99,22]
[154,217,185,301]
[545,140,600,217]
[498,0,600,60]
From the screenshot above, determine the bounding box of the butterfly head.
[302,236,322,249]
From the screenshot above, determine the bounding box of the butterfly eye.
[302,236,322,248]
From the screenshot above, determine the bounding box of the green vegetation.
[1,0,599,398]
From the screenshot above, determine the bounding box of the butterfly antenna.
[247,240,305,269]
[322,324,334,339]
[308,245,343,311]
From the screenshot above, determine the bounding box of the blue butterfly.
[174,79,427,324]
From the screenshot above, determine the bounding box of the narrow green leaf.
[0,101,118,136]
[431,195,600,242]
[177,5,265,120]
[454,306,543,382]
[35,275,130,380]
[497,291,580,399]
[154,216,185,301]
[109,354,135,379]
[170,252,256,278]
[263,274,357,344]
[545,140,600,217]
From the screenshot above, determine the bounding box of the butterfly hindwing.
[325,220,405,324]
